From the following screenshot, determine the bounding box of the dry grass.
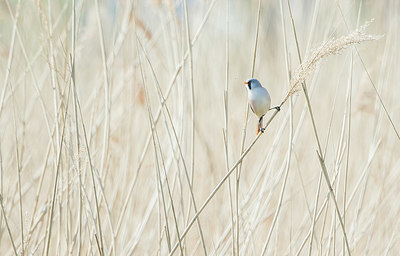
[0,0,399,255]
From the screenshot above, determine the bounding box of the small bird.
[244,78,280,134]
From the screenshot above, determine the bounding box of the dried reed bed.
[0,0,399,255]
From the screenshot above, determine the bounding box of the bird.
[243,78,280,134]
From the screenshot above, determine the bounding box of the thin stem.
[236,2,262,254]
[10,80,24,256]
[94,0,111,181]
[316,152,351,255]
[147,85,184,255]
[44,85,71,256]
[136,38,178,254]
[343,53,353,255]
[0,0,20,116]
[48,0,60,158]
[261,92,293,255]
[182,1,206,253]
[70,0,83,254]
[0,195,18,255]
[223,0,235,255]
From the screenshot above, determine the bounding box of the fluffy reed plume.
[281,21,382,105]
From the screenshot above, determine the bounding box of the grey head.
[244,78,262,90]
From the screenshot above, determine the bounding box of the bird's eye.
[247,81,251,90]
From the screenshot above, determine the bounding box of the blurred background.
[0,0,399,255]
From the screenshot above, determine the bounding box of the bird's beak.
[243,81,248,85]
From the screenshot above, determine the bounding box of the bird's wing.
[250,104,255,114]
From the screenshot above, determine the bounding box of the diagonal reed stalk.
[75,90,105,256]
[44,83,72,256]
[137,48,184,255]
[136,36,208,255]
[69,0,84,254]
[94,0,110,184]
[0,194,18,256]
[5,0,53,148]
[9,73,24,256]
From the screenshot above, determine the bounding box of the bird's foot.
[270,105,281,111]
[260,127,265,133]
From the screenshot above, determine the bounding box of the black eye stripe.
[247,81,251,90]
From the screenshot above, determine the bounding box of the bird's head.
[244,78,262,90]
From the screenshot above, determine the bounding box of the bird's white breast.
[248,87,271,118]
